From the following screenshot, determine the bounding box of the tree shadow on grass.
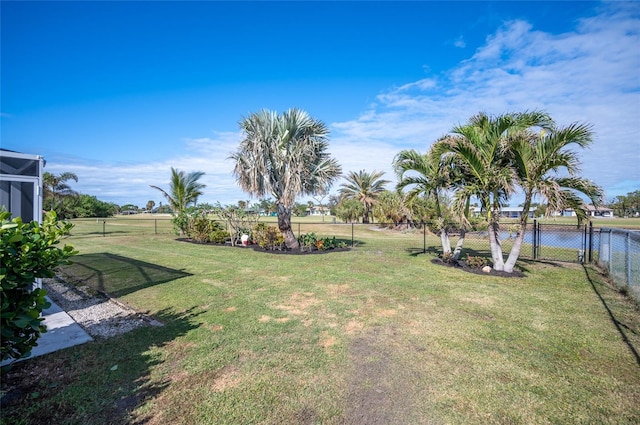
[59,252,192,298]
[1,307,204,425]
[582,265,640,368]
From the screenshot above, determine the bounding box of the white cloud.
[453,36,466,49]
[46,132,244,206]
[330,4,640,201]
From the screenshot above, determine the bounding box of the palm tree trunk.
[452,226,466,260]
[504,196,533,273]
[277,204,299,249]
[440,228,451,254]
[504,231,525,273]
[488,217,505,271]
[362,209,370,224]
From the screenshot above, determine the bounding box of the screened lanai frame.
[0,149,44,225]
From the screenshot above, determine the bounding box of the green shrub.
[466,255,488,268]
[188,215,225,243]
[210,229,230,244]
[253,223,284,250]
[440,251,456,264]
[298,232,318,251]
[1,211,77,367]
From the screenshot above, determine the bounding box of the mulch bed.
[177,238,351,255]
[431,258,525,278]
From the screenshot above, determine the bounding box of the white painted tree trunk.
[452,227,467,260]
[488,220,505,271]
[440,228,451,254]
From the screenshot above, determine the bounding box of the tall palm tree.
[150,168,206,235]
[503,123,604,272]
[393,148,463,256]
[435,111,554,271]
[338,170,389,224]
[231,108,341,249]
[43,171,78,206]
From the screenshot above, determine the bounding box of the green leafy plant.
[440,251,456,264]
[298,232,319,252]
[188,214,226,243]
[1,211,77,367]
[210,229,231,244]
[465,255,488,268]
[253,223,285,250]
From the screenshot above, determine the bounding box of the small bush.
[210,229,230,244]
[1,211,77,367]
[298,232,319,251]
[466,255,488,268]
[440,251,456,264]
[253,223,285,250]
[188,216,225,243]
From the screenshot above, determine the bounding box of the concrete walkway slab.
[1,297,93,366]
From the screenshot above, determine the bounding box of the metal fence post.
[423,222,426,254]
[608,230,613,276]
[627,231,632,288]
[351,223,354,247]
[102,220,106,236]
[532,219,537,259]
[588,221,593,263]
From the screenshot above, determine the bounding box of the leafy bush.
[440,251,456,264]
[172,210,191,236]
[466,255,488,268]
[1,211,77,366]
[210,229,230,244]
[253,223,284,250]
[188,215,225,243]
[298,232,319,251]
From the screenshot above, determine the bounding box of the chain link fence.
[597,228,640,303]
[67,216,639,305]
[68,217,600,264]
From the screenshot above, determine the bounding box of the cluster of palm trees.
[156,107,602,274]
[393,111,603,272]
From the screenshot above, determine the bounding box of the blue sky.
[2,1,639,208]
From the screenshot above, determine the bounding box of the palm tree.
[393,149,458,253]
[43,171,78,206]
[231,108,341,249]
[151,168,206,234]
[435,111,554,271]
[338,170,389,224]
[503,123,604,272]
[372,190,410,227]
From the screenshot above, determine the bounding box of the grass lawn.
[2,230,639,424]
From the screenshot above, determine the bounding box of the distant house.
[473,207,536,219]
[306,204,331,216]
[558,205,614,218]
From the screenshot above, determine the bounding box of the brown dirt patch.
[341,327,418,425]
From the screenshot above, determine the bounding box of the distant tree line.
[43,172,118,219]
[608,190,640,217]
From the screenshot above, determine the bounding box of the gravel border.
[43,277,161,339]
